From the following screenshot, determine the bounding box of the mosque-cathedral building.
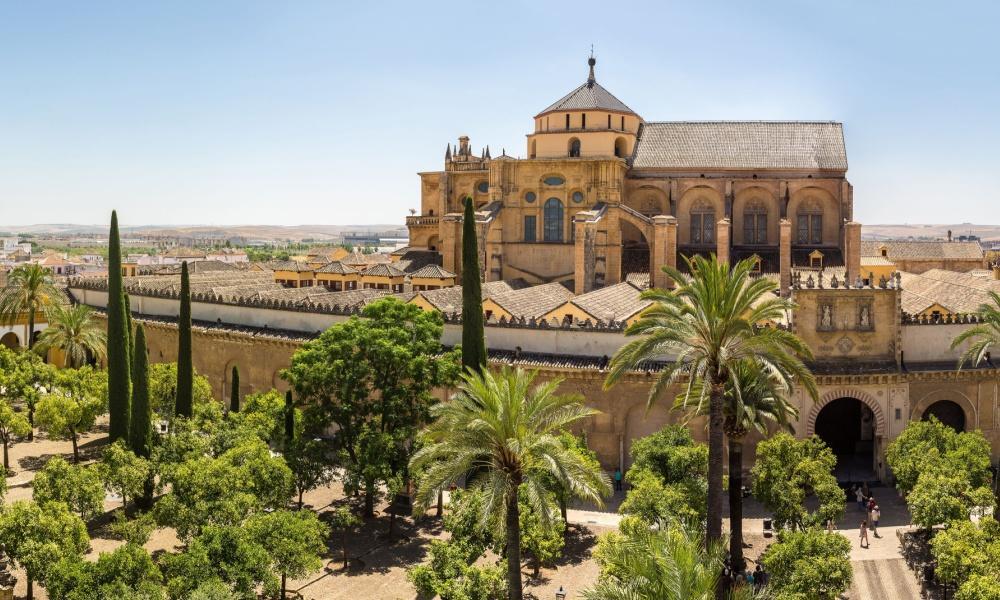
[64,58,999,484]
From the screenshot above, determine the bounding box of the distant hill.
[0,224,408,242]
[862,224,1000,241]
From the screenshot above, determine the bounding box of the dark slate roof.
[860,241,984,261]
[409,264,456,279]
[536,60,636,117]
[631,121,848,171]
[315,261,358,275]
[361,263,406,278]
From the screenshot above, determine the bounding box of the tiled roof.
[860,241,984,261]
[270,260,314,273]
[298,289,393,308]
[162,248,207,258]
[899,269,1000,315]
[342,250,392,266]
[631,121,847,171]
[314,261,358,275]
[409,264,456,279]
[861,256,895,266]
[489,282,575,319]
[412,280,521,313]
[537,79,636,116]
[564,282,651,322]
[361,263,406,278]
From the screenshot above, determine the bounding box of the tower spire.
[587,46,596,86]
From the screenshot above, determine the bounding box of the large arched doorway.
[922,400,966,432]
[620,221,650,282]
[0,332,19,350]
[814,397,877,483]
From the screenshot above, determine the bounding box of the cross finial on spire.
[587,47,596,85]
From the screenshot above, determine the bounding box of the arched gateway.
[806,389,886,483]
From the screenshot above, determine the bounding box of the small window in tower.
[566,114,570,129]
[476,181,488,194]
[621,115,625,130]
[607,114,611,128]
[569,138,581,158]
[582,113,586,128]
[572,191,584,203]
[524,191,536,203]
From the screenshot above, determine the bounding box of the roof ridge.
[643,120,843,125]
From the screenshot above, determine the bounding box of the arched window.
[544,198,564,242]
[614,137,627,158]
[743,199,768,245]
[568,138,581,158]
[690,199,715,245]
[797,199,823,244]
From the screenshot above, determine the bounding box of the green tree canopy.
[620,424,708,525]
[32,457,104,521]
[247,509,329,598]
[760,528,853,600]
[0,396,30,472]
[0,345,56,440]
[161,524,275,599]
[886,417,993,495]
[148,362,214,421]
[35,366,107,463]
[283,297,460,517]
[751,433,843,530]
[98,441,152,515]
[0,500,90,600]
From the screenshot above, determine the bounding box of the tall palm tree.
[35,303,107,368]
[583,522,722,600]
[951,290,1000,368]
[605,255,817,557]
[0,264,61,349]
[676,360,803,571]
[410,367,609,600]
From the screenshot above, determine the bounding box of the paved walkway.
[568,486,925,599]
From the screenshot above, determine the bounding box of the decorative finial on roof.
[445,144,451,160]
[485,145,491,159]
[587,49,596,86]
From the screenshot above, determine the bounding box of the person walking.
[871,504,881,538]
[613,468,623,492]
[855,486,865,511]
[859,520,870,549]
[753,565,764,590]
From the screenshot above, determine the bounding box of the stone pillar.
[716,218,731,266]
[441,214,463,276]
[652,215,677,289]
[573,217,594,295]
[780,218,792,296]
[845,221,862,284]
[606,211,622,285]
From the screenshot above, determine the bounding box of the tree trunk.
[3,438,8,473]
[708,381,725,600]
[559,495,568,524]
[27,308,35,349]
[436,488,443,518]
[343,534,349,569]
[27,405,34,441]
[27,575,33,600]
[71,428,79,464]
[363,481,375,518]
[728,436,745,572]
[281,572,286,598]
[298,488,304,510]
[505,491,523,600]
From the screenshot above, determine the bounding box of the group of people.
[851,483,881,549]
[721,559,769,592]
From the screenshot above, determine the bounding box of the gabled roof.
[361,263,406,278]
[411,280,523,314]
[860,241,984,261]
[536,58,636,117]
[315,261,358,275]
[409,264,456,279]
[632,121,847,171]
[488,282,575,319]
[899,269,1000,315]
[559,281,651,322]
[269,260,314,273]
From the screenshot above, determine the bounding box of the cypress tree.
[129,325,152,459]
[175,261,193,418]
[461,197,487,373]
[107,210,131,442]
[124,291,134,379]
[284,390,295,447]
[229,366,240,413]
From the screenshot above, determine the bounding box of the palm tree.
[35,304,107,368]
[410,367,609,600]
[951,290,1000,368]
[605,255,817,556]
[582,522,723,600]
[676,360,803,571]
[0,264,61,349]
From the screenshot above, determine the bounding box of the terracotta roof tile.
[861,241,984,261]
[490,282,575,319]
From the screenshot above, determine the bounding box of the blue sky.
[2,1,998,227]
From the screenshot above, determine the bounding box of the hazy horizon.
[3,1,1000,226]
